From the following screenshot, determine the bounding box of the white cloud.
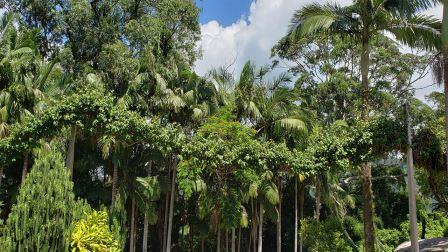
[195,0,444,101]
[195,0,354,76]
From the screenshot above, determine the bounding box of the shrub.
[70,209,120,252]
[301,217,354,252]
[0,149,75,251]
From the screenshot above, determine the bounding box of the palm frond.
[386,14,441,50]
[381,0,440,16]
[275,118,308,134]
[247,101,262,120]
[289,3,354,38]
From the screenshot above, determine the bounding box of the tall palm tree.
[430,1,448,176]
[289,1,440,250]
[441,1,448,177]
[235,61,310,251]
[0,15,62,185]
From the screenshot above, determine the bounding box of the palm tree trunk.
[217,227,221,252]
[405,101,419,252]
[276,179,282,252]
[166,156,177,252]
[162,193,169,251]
[294,179,298,252]
[0,166,3,189]
[237,227,241,252]
[21,152,29,185]
[226,230,229,252]
[143,160,153,252]
[299,184,304,252]
[315,177,321,220]
[65,125,76,179]
[257,202,263,252]
[111,164,118,210]
[442,0,448,177]
[201,236,205,252]
[252,199,258,252]
[130,193,137,252]
[361,38,375,252]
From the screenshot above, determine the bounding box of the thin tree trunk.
[294,179,298,252]
[277,179,282,252]
[130,193,137,252]
[251,199,257,252]
[299,184,304,252]
[315,177,321,220]
[143,160,153,252]
[237,227,241,252]
[0,166,3,188]
[201,236,205,252]
[166,156,177,252]
[66,125,76,179]
[361,163,375,252]
[111,164,118,210]
[361,38,375,252]
[217,228,221,252]
[21,153,29,185]
[258,202,263,252]
[163,160,171,252]
[406,101,419,252]
[226,230,229,252]
[162,193,169,252]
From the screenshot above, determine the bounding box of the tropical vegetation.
[0,0,447,251]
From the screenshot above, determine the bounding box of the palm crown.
[290,0,441,50]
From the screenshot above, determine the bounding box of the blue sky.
[194,0,443,101]
[195,0,252,26]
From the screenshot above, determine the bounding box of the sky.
[194,0,444,101]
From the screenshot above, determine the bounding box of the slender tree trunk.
[166,156,177,252]
[405,101,419,252]
[315,177,321,221]
[163,160,171,252]
[162,193,169,251]
[201,236,205,252]
[143,160,153,252]
[299,184,304,252]
[231,228,236,252]
[258,202,263,252]
[21,153,29,185]
[130,193,137,252]
[66,125,76,179]
[217,228,221,252]
[276,179,282,252]
[294,179,298,252]
[442,1,448,177]
[361,163,375,251]
[111,164,118,210]
[361,38,375,252]
[0,166,3,189]
[226,230,229,252]
[251,199,257,252]
[237,227,241,252]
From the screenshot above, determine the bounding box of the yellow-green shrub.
[71,210,120,252]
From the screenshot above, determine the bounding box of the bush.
[301,217,354,252]
[70,209,120,252]
[0,149,75,251]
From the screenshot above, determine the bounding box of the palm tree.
[235,61,310,252]
[289,1,440,250]
[430,1,448,176]
[441,1,448,177]
[0,15,62,185]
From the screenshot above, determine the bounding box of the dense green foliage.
[0,0,446,251]
[71,209,120,252]
[0,147,75,251]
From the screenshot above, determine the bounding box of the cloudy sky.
[194,0,444,100]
